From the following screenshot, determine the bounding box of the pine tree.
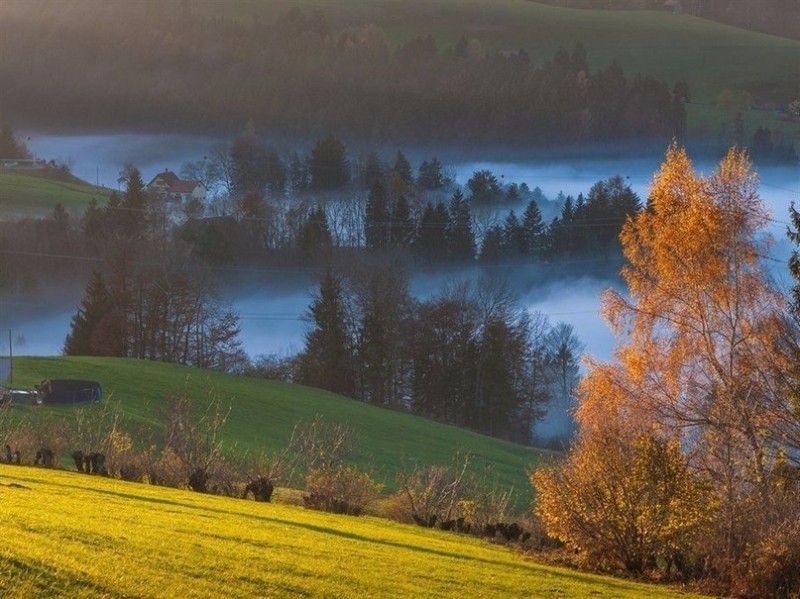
[522,200,546,258]
[297,268,354,396]
[414,202,447,262]
[417,157,445,190]
[354,265,412,406]
[446,189,475,262]
[288,151,309,194]
[365,181,389,250]
[479,225,503,263]
[361,151,384,189]
[298,206,333,257]
[0,124,30,159]
[391,150,413,188]
[309,135,349,191]
[390,195,415,247]
[120,165,148,238]
[64,271,112,355]
[502,210,526,258]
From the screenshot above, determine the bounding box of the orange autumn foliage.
[534,146,800,586]
[578,145,796,491]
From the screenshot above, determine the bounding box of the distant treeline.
[0,131,642,292]
[0,3,686,144]
[529,0,800,40]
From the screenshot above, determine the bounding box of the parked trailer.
[38,380,102,405]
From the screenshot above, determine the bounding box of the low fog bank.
[25,132,224,190]
[12,133,797,363]
[1,267,621,365]
[0,284,84,358]
[228,266,622,363]
[26,133,799,232]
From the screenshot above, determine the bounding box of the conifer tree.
[297,268,354,396]
[479,225,503,263]
[0,124,30,159]
[417,157,445,190]
[414,201,448,262]
[64,271,113,356]
[119,165,148,238]
[502,210,526,257]
[522,199,546,258]
[298,206,333,257]
[391,150,413,188]
[365,181,389,250]
[446,189,475,262]
[390,195,415,247]
[309,135,349,190]
[361,152,384,189]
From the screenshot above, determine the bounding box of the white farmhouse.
[146,170,207,203]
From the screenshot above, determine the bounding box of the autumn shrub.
[729,511,800,599]
[69,403,119,456]
[699,478,800,599]
[160,392,231,492]
[396,454,471,527]
[104,428,144,480]
[532,429,717,574]
[303,464,382,516]
[4,420,38,464]
[287,416,354,484]
[146,446,189,488]
[203,452,244,497]
[236,446,295,501]
[28,411,71,464]
[460,467,514,534]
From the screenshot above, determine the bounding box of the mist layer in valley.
[9,133,799,360]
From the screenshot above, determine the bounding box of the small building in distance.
[146,169,207,204]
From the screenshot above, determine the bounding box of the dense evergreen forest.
[0,3,685,144]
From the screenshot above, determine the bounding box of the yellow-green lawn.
[0,465,706,599]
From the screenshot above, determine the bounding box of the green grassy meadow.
[0,169,110,219]
[12,356,549,505]
[0,465,708,599]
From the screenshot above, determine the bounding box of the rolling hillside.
[0,465,708,599]
[199,0,800,142]
[3,0,798,146]
[11,357,549,505]
[0,168,110,219]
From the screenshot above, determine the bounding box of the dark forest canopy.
[0,3,685,145]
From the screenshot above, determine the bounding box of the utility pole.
[8,329,12,385]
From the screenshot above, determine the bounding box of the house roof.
[147,170,180,188]
[147,170,205,194]
[170,179,201,193]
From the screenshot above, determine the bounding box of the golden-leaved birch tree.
[575,145,799,547]
[534,146,800,574]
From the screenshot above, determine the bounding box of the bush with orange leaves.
[532,426,716,574]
